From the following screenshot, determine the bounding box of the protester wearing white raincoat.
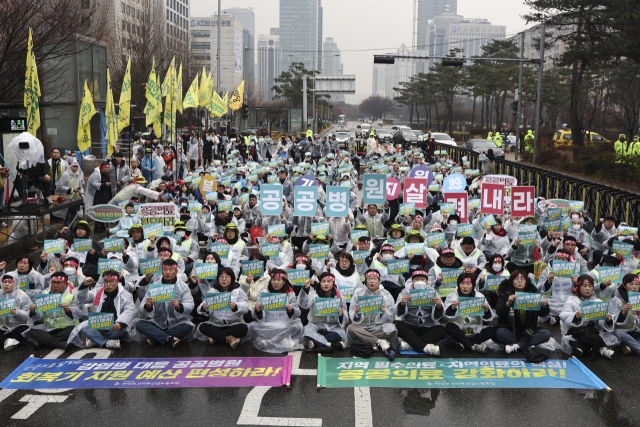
[0,272,34,351]
[52,157,85,224]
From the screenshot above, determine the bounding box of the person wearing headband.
[443,272,496,353]
[238,254,272,320]
[354,236,374,276]
[476,254,510,296]
[537,249,581,325]
[298,272,347,353]
[609,274,640,356]
[74,270,136,350]
[147,236,188,276]
[495,270,550,355]
[395,270,445,356]
[559,274,615,359]
[136,259,195,349]
[196,266,249,349]
[428,248,464,298]
[247,268,304,353]
[544,236,589,275]
[27,272,83,350]
[328,252,361,295]
[369,244,405,301]
[347,269,397,354]
[264,233,294,272]
[0,273,33,352]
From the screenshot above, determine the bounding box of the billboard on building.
[235,32,242,74]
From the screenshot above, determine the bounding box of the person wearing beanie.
[27,271,82,350]
[559,274,615,358]
[136,259,194,349]
[609,274,640,356]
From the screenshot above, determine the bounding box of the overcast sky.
[191,0,536,103]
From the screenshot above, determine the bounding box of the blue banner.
[260,185,283,216]
[363,174,386,204]
[294,186,318,217]
[325,186,350,217]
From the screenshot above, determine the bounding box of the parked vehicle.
[430,132,457,147]
[392,130,418,149]
[553,130,610,147]
[462,139,505,157]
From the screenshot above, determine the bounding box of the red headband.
[216,239,228,244]
[493,257,502,263]
[206,254,216,259]
[365,271,380,279]
[159,250,172,255]
[321,275,336,282]
[441,248,455,255]
[296,256,309,263]
[103,275,119,281]
[462,277,472,282]
[272,273,286,279]
[64,260,79,268]
[555,252,570,260]
[412,270,428,278]
[2,277,15,282]
[414,216,423,222]
[51,275,67,282]
[18,258,29,264]
[516,273,525,280]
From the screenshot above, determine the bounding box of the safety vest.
[229,240,245,259]
[175,239,192,257]
[454,248,481,263]
[493,136,503,147]
[372,258,402,287]
[43,288,79,329]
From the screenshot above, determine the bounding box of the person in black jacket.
[55,220,102,279]
[15,156,52,206]
[495,270,551,355]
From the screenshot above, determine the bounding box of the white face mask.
[296,264,306,270]
[573,224,581,230]
[63,267,76,275]
[413,280,427,289]
[450,220,458,225]
[176,231,186,237]
[382,254,394,261]
[181,203,187,207]
[492,264,502,272]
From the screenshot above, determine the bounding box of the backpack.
[350,340,374,358]
[525,346,550,363]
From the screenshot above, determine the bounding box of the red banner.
[444,192,468,223]
[403,178,428,209]
[481,183,504,215]
[511,186,536,217]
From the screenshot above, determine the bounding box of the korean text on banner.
[403,178,427,209]
[260,185,283,216]
[294,186,318,217]
[511,186,535,217]
[481,183,504,215]
[326,186,350,217]
[445,192,468,223]
[363,174,386,204]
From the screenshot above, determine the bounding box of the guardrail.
[435,143,640,226]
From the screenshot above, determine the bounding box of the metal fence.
[435,143,640,226]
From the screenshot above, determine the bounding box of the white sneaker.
[307,340,315,349]
[399,339,413,352]
[471,343,486,353]
[3,338,19,351]
[423,344,440,356]
[549,316,557,325]
[599,347,614,359]
[505,344,520,354]
[85,338,96,349]
[0,222,7,228]
[376,339,390,352]
[105,339,121,350]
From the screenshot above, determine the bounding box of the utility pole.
[302,76,307,134]
[216,0,221,94]
[312,54,316,135]
[532,23,545,164]
[515,32,525,161]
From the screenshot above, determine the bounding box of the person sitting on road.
[0,273,34,352]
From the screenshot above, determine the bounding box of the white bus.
[338,114,346,124]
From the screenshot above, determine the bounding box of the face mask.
[225,190,231,194]
[492,264,502,272]
[450,220,457,225]
[573,224,581,230]
[382,254,394,261]
[176,231,186,237]
[63,267,76,275]
[181,203,187,207]
[296,264,306,270]
[413,280,427,288]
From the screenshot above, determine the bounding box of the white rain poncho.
[246,288,304,353]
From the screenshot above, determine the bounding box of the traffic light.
[241,104,249,120]
[510,101,518,118]
[442,58,464,67]
[374,55,395,64]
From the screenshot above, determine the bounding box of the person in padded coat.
[443,272,496,353]
[609,274,640,356]
[109,152,132,193]
[495,270,551,355]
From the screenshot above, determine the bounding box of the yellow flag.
[183,74,199,109]
[228,80,245,111]
[144,62,159,126]
[117,58,131,132]
[77,80,97,152]
[161,57,175,97]
[154,73,162,137]
[105,69,118,156]
[198,67,208,107]
[176,63,183,113]
[164,64,174,133]
[24,29,41,137]
[209,92,228,118]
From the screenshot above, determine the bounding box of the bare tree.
[0,0,109,103]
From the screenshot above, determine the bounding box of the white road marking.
[289,351,316,376]
[37,348,111,394]
[0,347,64,405]
[237,386,322,426]
[11,395,68,419]
[354,387,373,427]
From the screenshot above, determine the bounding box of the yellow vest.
[43,289,78,329]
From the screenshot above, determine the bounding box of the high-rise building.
[322,37,342,75]
[425,14,506,70]
[416,0,457,49]
[224,7,255,88]
[257,33,282,101]
[317,0,323,72]
[279,0,318,73]
[507,24,570,71]
[190,15,244,93]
